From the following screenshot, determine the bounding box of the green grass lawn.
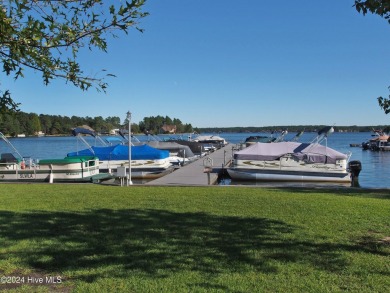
[0,184,389,292]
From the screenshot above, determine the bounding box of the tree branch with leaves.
[0,0,148,113]
[354,0,390,114]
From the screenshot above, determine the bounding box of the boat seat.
[0,153,19,163]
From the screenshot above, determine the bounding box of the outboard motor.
[348,160,362,187]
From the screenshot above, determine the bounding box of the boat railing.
[0,162,23,176]
[0,159,38,171]
[346,151,352,162]
[0,161,18,170]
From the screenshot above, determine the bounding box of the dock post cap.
[203,157,213,168]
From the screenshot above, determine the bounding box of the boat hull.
[0,156,99,182]
[125,167,175,179]
[227,168,351,183]
[228,141,352,183]
[98,159,175,179]
[0,168,98,182]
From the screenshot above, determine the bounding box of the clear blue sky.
[2,0,390,127]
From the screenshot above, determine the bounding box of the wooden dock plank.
[146,144,233,186]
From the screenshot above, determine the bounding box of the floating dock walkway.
[146,144,234,186]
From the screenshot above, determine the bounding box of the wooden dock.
[146,144,234,186]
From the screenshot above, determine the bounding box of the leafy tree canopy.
[354,0,390,114]
[0,0,148,112]
[138,115,194,134]
[354,0,390,23]
[0,112,194,136]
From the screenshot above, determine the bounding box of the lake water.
[3,132,390,189]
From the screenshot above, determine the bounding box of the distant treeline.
[0,112,195,136]
[0,111,388,136]
[196,125,390,133]
[0,112,122,136]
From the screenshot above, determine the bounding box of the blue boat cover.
[67,144,169,160]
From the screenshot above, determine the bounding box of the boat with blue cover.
[68,127,174,179]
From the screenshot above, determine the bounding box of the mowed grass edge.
[0,184,389,292]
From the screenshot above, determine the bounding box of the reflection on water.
[360,151,390,188]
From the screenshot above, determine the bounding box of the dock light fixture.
[127,111,133,185]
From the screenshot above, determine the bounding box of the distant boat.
[244,135,276,145]
[193,135,227,146]
[243,129,307,147]
[164,138,207,156]
[377,140,390,151]
[362,129,390,151]
[244,130,289,146]
[191,135,228,152]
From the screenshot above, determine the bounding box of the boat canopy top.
[234,141,347,164]
[67,144,169,160]
[143,141,195,158]
[245,136,276,143]
[72,127,96,137]
[118,129,128,139]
